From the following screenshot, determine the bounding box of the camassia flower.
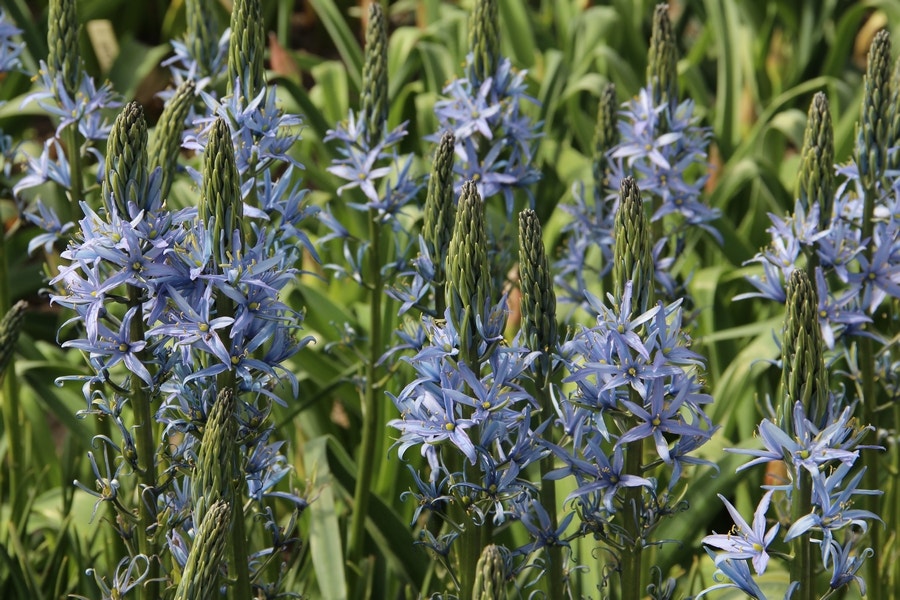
[702,490,779,576]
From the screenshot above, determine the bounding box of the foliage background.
[0,0,897,598]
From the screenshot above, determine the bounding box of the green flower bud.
[423,131,456,296]
[446,181,491,365]
[797,92,834,231]
[227,0,266,101]
[360,2,388,144]
[613,177,654,314]
[47,0,81,96]
[856,29,891,188]
[468,0,499,84]
[471,544,507,600]
[149,81,196,201]
[518,209,557,382]
[781,269,828,429]
[201,117,243,263]
[103,102,149,217]
[185,0,220,80]
[647,3,678,110]
[888,53,900,170]
[0,301,27,384]
[592,82,619,199]
[191,388,237,527]
[174,500,231,600]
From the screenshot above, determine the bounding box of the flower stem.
[535,383,564,600]
[790,470,813,600]
[64,123,83,218]
[860,182,883,600]
[347,208,384,567]
[620,389,644,600]
[127,286,159,600]
[0,231,23,519]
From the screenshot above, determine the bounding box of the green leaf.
[307,0,363,92]
[304,437,348,600]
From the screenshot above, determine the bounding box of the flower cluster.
[550,283,716,537]
[431,54,542,217]
[700,399,879,596]
[557,7,719,315]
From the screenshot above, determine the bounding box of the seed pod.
[797,92,834,231]
[518,209,557,382]
[446,181,491,365]
[647,3,678,110]
[103,102,149,217]
[781,269,828,429]
[592,82,619,199]
[191,388,237,527]
[613,177,653,315]
[174,500,231,600]
[149,81,196,201]
[47,0,81,96]
[0,301,27,383]
[467,0,499,84]
[227,0,266,101]
[471,544,507,600]
[200,117,242,263]
[359,2,388,144]
[856,29,891,188]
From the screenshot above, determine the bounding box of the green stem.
[128,286,159,600]
[790,471,813,600]
[229,496,252,599]
[535,383,564,600]
[0,230,23,521]
[347,208,384,566]
[620,389,644,600]
[64,123,84,219]
[860,182,883,600]
[893,400,900,596]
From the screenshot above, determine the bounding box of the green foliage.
[3,1,900,599]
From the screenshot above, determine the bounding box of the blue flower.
[820,539,874,593]
[729,403,860,479]
[63,306,154,386]
[703,489,779,576]
[546,440,651,514]
[617,378,712,463]
[0,9,23,73]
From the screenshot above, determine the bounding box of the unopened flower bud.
[446,181,491,365]
[227,0,266,101]
[781,269,827,428]
[519,209,557,381]
[613,177,653,314]
[468,0,499,83]
[592,82,619,199]
[798,92,834,231]
[149,81,196,201]
[103,102,149,217]
[856,29,891,187]
[423,131,456,293]
[191,388,237,526]
[201,118,243,263]
[0,300,27,383]
[47,0,81,96]
[471,544,507,600]
[647,3,678,110]
[359,2,388,144]
[174,500,231,600]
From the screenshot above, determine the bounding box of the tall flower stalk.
[856,29,890,600]
[518,208,563,600]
